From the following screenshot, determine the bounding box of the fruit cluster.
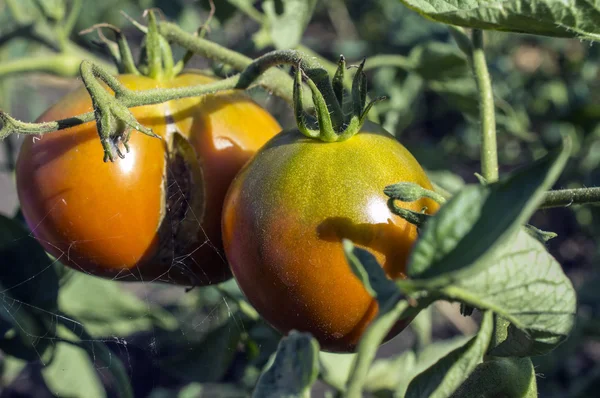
[16,59,437,354]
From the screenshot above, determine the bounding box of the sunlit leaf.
[44,319,133,398]
[253,331,319,398]
[263,0,317,49]
[408,136,571,282]
[59,273,177,337]
[343,240,400,305]
[405,311,494,398]
[319,351,356,392]
[443,229,576,356]
[398,0,600,40]
[450,357,537,397]
[42,338,105,398]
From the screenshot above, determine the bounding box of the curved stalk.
[471,30,498,183]
[0,54,83,79]
[539,187,600,209]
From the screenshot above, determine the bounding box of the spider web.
[0,94,290,397]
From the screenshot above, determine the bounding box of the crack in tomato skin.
[222,124,439,352]
[16,72,281,286]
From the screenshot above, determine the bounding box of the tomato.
[15,72,281,285]
[222,122,439,352]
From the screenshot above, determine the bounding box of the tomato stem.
[539,187,600,209]
[141,10,164,80]
[80,24,141,75]
[159,34,175,78]
[470,30,499,183]
[57,0,82,51]
[172,0,216,75]
[159,22,312,106]
[0,54,83,79]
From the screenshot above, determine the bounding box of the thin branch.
[470,29,498,182]
[0,54,82,79]
[539,187,600,209]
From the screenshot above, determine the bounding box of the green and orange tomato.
[222,122,439,352]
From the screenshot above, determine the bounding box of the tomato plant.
[1,1,600,397]
[16,71,280,286]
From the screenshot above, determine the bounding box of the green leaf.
[60,315,134,398]
[344,300,414,396]
[321,335,476,396]
[253,331,319,398]
[396,335,474,397]
[42,339,106,398]
[363,351,417,396]
[0,214,60,360]
[427,78,478,117]
[0,214,59,312]
[410,306,433,349]
[405,311,494,398]
[441,229,575,356]
[407,42,469,81]
[319,351,357,391]
[408,136,571,283]
[449,357,538,398]
[427,170,466,195]
[446,231,575,356]
[58,272,177,337]
[41,316,134,398]
[148,382,248,398]
[398,0,600,40]
[524,223,558,243]
[158,316,242,383]
[342,240,400,305]
[263,0,317,49]
[0,355,26,385]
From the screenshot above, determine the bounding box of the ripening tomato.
[222,122,439,352]
[16,72,281,285]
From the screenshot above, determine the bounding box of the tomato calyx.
[136,10,176,81]
[294,56,387,143]
[80,61,160,162]
[78,10,181,162]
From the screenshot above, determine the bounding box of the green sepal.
[351,59,367,117]
[293,66,320,139]
[303,71,337,142]
[332,55,346,107]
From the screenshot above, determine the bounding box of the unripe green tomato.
[222,122,439,352]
